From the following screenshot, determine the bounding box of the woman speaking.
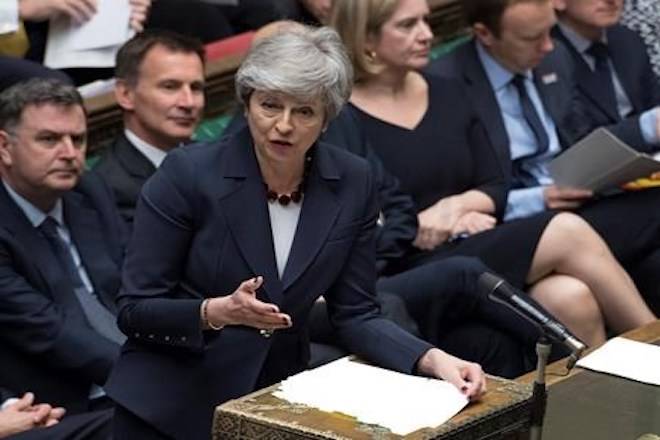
[106,26,486,439]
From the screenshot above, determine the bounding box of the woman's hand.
[416,349,486,401]
[0,393,65,438]
[413,197,464,250]
[206,277,293,330]
[451,212,496,237]
[128,0,150,32]
[19,0,97,24]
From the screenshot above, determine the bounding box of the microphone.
[478,272,586,369]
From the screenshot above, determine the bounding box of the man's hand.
[128,0,150,32]
[0,393,65,439]
[416,349,486,401]
[206,276,292,330]
[451,212,496,237]
[19,0,97,24]
[543,185,592,210]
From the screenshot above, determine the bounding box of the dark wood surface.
[518,320,660,440]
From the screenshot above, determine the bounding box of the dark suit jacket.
[105,128,432,439]
[224,108,419,276]
[553,24,660,152]
[93,133,157,226]
[427,39,592,186]
[0,174,125,412]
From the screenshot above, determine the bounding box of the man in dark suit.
[0,387,112,440]
[427,0,660,312]
[94,31,205,226]
[552,0,660,152]
[0,78,126,412]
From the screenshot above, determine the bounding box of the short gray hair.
[235,25,353,122]
[0,78,84,132]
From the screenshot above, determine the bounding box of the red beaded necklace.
[264,152,313,206]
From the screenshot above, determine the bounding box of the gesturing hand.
[206,276,292,330]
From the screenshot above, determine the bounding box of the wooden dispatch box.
[213,375,533,440]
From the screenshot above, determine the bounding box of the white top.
[124,129,169,168]
[267,199,302,278]
[0,1,19,35]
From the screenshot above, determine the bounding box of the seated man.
[428,0,660,312]
[93,30,205,226]
[0,78,126,412]
[0,387,111,440]
[552,0,660,152]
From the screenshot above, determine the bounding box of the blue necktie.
[39,217,125,345]
[512,74,550,155]
[586,42,620,120]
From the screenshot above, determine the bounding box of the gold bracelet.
[202,299,224,331]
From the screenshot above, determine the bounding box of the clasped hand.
[206,276,293,330]
[0,393,65,438]
[414,198,496,250]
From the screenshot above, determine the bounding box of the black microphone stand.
[529,335,551,440]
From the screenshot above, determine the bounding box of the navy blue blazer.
[553,24,660,152]
[427,39,592,186]
[105,128,432,439]
[0,174,124,412]
[224,108,419,276]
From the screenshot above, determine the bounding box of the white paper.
[549,128,660,192]
[44,0,132,70]
[274,357,469,436]
[576,337,660,386]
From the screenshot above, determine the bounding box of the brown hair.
[329,0,400,83]
[463,0,550,37]
[115,30,205,86]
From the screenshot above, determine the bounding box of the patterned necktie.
[511,74,550,156]
[39,217,125,344]
[586,42,620,120]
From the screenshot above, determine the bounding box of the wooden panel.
[213,375,532,440]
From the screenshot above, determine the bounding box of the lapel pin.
[542,73,558,85]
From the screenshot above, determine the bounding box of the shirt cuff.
[639,108,660,146]
[504,186,546,221]
[1,397,19,411]
[0,0,19,35]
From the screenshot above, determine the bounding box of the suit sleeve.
[115,148,206,353]
[324,164,433,374]
[326,107,418,275]
[0,242,118,385]
[469,117,508,219]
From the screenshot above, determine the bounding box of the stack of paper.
[274,357,469,436]
[45,0,132,70]
[576,337,660,385]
